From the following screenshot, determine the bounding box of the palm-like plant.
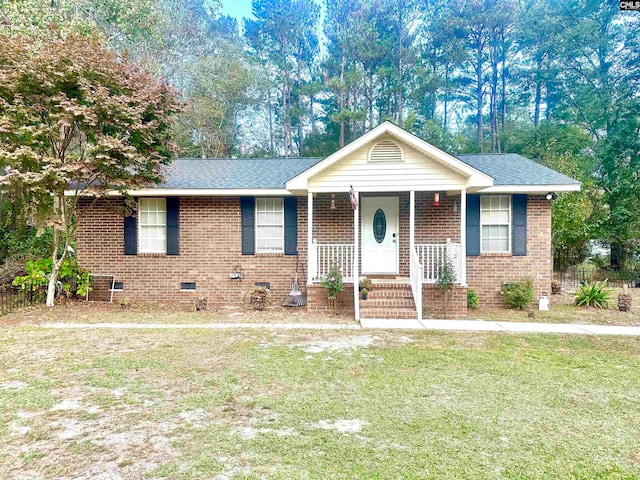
[574,280,613,309]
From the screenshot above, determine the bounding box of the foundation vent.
[369,140,404,163]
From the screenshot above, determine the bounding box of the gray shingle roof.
[455,153,579,185]
[157,154,578,189]
[160,157,324,189]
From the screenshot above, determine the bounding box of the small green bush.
[574,280,613,309]
[467,289,479,309]
[12,257,91,298]
[321,265,344,301]
[438,260,456,294]
[501,277,535,309]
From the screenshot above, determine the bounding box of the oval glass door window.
[373,208,387,243]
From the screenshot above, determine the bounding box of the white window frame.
[138,197,167,254]
[255,197,284,254]
[480,194,511,254]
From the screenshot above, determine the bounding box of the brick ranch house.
[76,122,580,320]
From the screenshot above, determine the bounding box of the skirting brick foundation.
[306,284,355,313]
[423,285,468,318]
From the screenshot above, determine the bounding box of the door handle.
[392,233,396,243]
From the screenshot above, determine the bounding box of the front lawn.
[1,325,639,479]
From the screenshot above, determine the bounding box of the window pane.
[255,198,284,252]
[138,198,167,253]
[481,195,511,253]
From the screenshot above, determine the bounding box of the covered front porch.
[284,122,493,320]
[305,190,468,321]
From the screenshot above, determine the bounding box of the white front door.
[361,197,399,274]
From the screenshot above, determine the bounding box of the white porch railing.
[312,243,355,283]
[410,247,423,321]
[416,242,464,284]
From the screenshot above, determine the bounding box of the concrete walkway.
[38,320,640,336]
[361,319,640,336]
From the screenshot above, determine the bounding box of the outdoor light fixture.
[330,194,336,210]
[453,199,458,212]
[545,192,558,201]
[434,193,440,206]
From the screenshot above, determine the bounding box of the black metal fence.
[0,284,45,316]
[558,266,640,289]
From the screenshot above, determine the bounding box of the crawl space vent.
[180,282,196,291]
[368,140,403,163]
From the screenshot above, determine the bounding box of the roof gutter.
[476,184,581,194]
[64,188,293,197]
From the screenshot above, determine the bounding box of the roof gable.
[286,122,494,191]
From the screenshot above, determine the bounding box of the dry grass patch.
[1,326,640,478]
[478,287,640,326]
[1,300,355,326]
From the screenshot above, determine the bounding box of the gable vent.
[368,140,404,163]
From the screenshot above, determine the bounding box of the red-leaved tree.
[0,32,180,306]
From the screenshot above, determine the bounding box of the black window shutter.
[124,200,137,255]
[466,194,481,256]
[284,196,298,256]
[512,194,527,256]
[241,197,255,255]
[166,197,180,256]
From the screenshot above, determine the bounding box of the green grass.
[0,327,639,478]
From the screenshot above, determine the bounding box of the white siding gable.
[308,134,468,192]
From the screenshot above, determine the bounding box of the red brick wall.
[77,197,308,307]
[467,195,552,308]
[307,284,355,312]
[77,193,551,313]
[423,285,468,318]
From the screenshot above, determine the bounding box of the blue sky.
[219,0,255,19]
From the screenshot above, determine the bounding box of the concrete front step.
[359,308,418,319]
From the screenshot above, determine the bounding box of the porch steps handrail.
[410,247,423,322]
[312,243,355,283]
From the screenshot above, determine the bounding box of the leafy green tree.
[0,33,180,306]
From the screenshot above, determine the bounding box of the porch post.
[460,189,467,286]
[410,191,415,253]
[353,191,360,321]
[307,192,314,285]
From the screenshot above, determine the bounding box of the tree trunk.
[476,39,484,151]
[610,242,624,270]
[533,58,542,127]
[46,249,67,307]
[297,61,304,155]
[476,65,483,151]
[443,66,450,133]
[309,93,316,136]
[46,194,72,307]
[267,83,274,155]
[368,73,374,130]
[500,59,507,131]
[338,54,345,148]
